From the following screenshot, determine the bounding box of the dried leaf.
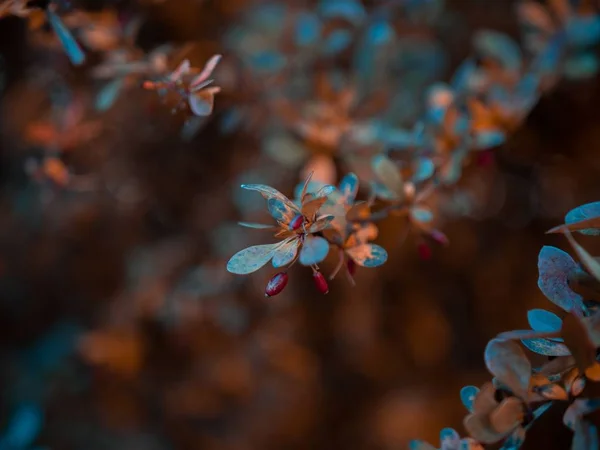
[489,397,523,435]
[464,413,505,444]
[485,339,531,399]
[302,196,328,219]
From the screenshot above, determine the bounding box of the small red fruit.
[288,214,304,231]
[417,242,432,261]
[476,150,494,167]
[313,271,329,294]
[265,272,289,297]
[347,259,356,276]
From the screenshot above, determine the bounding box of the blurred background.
[1,0,600,449]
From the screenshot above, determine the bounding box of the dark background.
[1,0,600,449]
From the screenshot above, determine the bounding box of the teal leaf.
[537,246,584,314]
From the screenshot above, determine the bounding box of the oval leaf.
[299,235,330,266]
[227,243,281,274]
[537,246,584,314]
[346,244,388,267]
[485,339,531,399]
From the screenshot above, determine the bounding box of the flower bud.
[417,242,432,261]
[429,229,449,246]
[347,259,356,276]
[288,214,304,231]
[313,271,329,294]
[265,272,288,297]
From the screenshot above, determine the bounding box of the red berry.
[476,150,494,167]
[417,242,432,260]
[347,259,356,276]
[265,272,289,297]
[313,271,329,294]
[288,214,304,231]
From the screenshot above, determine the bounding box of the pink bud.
[265,272,289,297]
[313,271,329,294]
[429,229,449,246]
[347,259,356,276]
[288,214,304,231]
[417,242,432,261]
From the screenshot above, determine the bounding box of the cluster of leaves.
[225,0,600,296]
[411,202,600,449]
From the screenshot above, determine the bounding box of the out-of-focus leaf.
[572,420,599,450]
[372,154,403,200]
[485,339,531,398]
[0,404,43,450]
[412,158,435,183]
[323,29,353,54]
[564,53,599,80]
[318,0,366,25]
[473,30,522,71]
[516,2,554,32]
[46,10,85,66]
[263,131,307,167]
[248,50,287,72]
[346,244,387,267]
[299,235,330,265]
[567,15,600,48]
[564,399,600,430]
[439,428,460,448]
[339,173,359,203]
[473,129,506,149]
[410,206,434,225]
[537,246,584,314]
[295,12,321,47]
[408,440,436,450]
[95,78,125,112]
